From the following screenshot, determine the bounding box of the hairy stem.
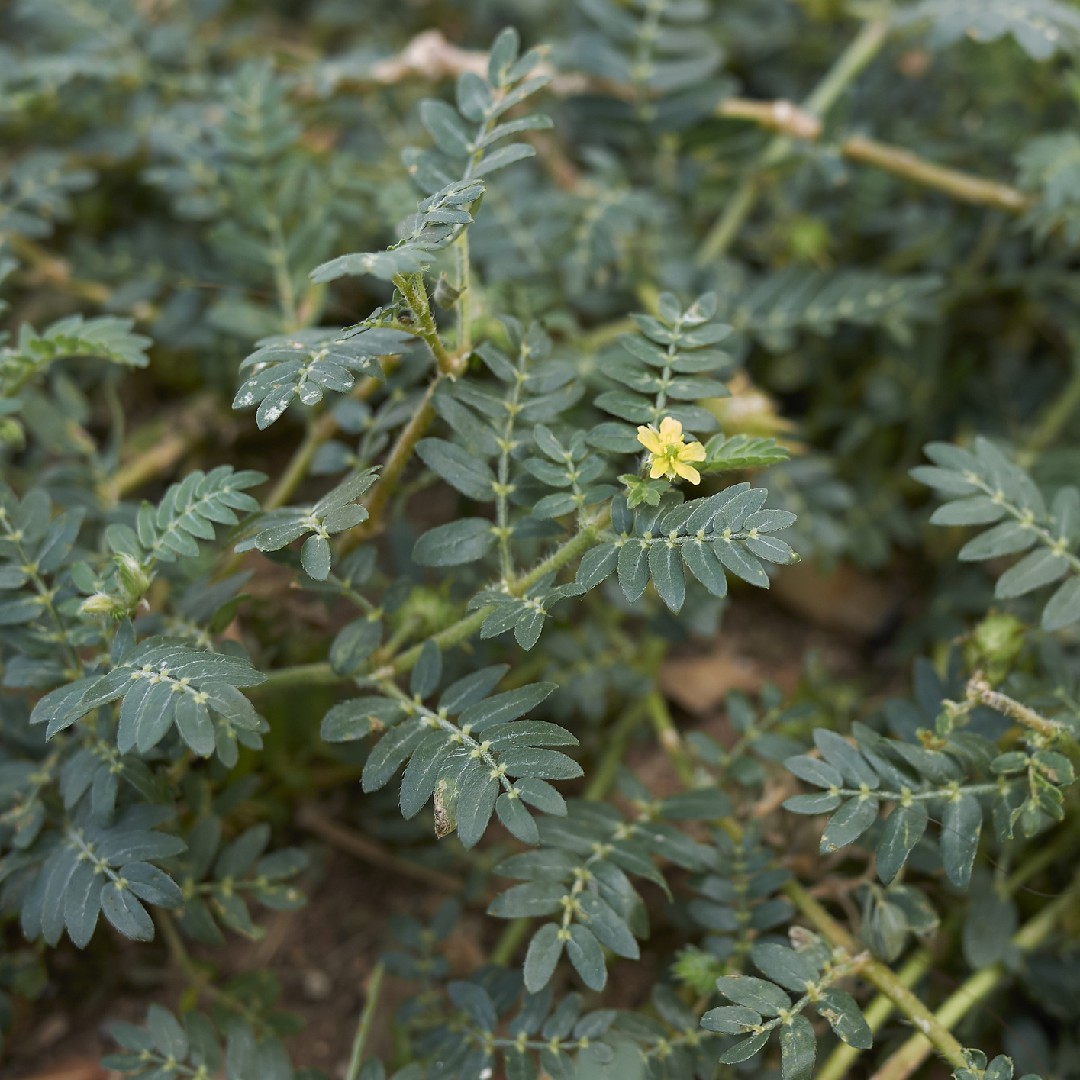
[263,374,385,514]
[841,136,1031,213]
[816,948,935,1080]
[966,676,1067,741]
[386,509,609,676]
[781,881,969,1073]
[1021,360,1080,465]
[697,18,890,265]
[341,377,440,552]
[873,875,1079,1080]
[261,509,610,688]
[394,272,459,375]
[646,690,695,786]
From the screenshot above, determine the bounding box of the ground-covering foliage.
[5,1,1080,1078]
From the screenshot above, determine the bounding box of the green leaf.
[715,975,791,1016]
[751,943,819,992]
[413,518,495,566]
[100,883,154,941]
[815,989,872,1050]
[820,796,879,854]
[900,0,1080,61]
[941,793,982,888]
[411,640,442,698]
[416,438,496,500]
[567,924,607,990]
[717,1031,770,1064]
[962,888,1018,968]
[785,792,842,814]
[700,1005,761,1034]
[714,539,769,587]
[929,496,1008,526]
[786,755,844,789]
[488,881,567,918]
[524,923,564,991]
[876,802,929,883]
[329,617,382,676]
[496,793,539,844]
[455,762,500,848]
[361,719,425,791]
[780,1015,816,1080]
[1042,576,1080,630]
[398,731,449,819]
[681,538,728,597]
[995,548,1069,598]
[648,542,685,612]
[577,892,639,958]
[813,730,879,787]
[702,434,790,472]
[301,534,331,580]
[576,544,618,591]
[459,682,557,730]
[617,540,649,602]
[958,522,1037,561]
[147,1005,189,1060]
[419,99,473,157]
[320,697,400,742]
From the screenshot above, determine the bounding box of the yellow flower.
[636,416,706,485]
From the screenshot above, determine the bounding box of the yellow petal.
[636,425,663,454]
[680,441,706,463]
[649,460,667,479]
[635,427,660,453]
[659,416,683,442]
[674,462,701,485]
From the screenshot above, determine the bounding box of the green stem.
[646,690,695,786]
[341,376,441,552]
[490,918,531,968]
[1020,361,1080,465]
[780,879,969,1072]
[967,676,1067,741]
[394,272,458,375]
[872,874,1080,1080]
[455,232,472,357]
[156,911,267,1031]
[585,699,651,799]
[816,948,934,1080]
[259,510,610,689]
[256,661,349,693]
[696,18,890,265]
[344,961,385,1080]
[386,509,610,677]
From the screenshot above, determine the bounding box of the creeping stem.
[696,18,890,265]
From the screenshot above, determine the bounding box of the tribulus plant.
[6,1,1080,1078]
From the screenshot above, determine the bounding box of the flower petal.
[659,416,683,442]
[674,461,701,485]
[681,441,706,463]
[637,426,663,454]
[649,461,668,479]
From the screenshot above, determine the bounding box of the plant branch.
[340,375,440,552]
[780,880,968,1073]
[384,508,610,677]
[966,675,1067,741]
[697,18,890,265]
[262,373,385,514]
[841,136,1032,213]
[344,961,385,1080]
[296,804,462,893]
[872,873,1080,1080]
